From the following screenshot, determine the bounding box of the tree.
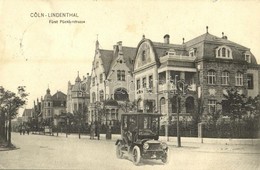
[221,88,246,121]
[0,86,28,146]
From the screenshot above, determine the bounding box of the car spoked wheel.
[161,148,169,164]
[116,143,123,159]
[132,146,141,165]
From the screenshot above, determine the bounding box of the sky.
[1,0,260,113]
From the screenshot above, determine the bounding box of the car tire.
[132,146,141,165]
[161,148,169,164]
[116,143,123,159]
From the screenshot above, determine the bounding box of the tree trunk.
[8,114,12,146]
[0,112,5,139]
[5,121,8,141]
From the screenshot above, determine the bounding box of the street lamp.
[171,76,188,147]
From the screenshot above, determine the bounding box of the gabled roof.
[22,109,33,117]
[122,46,136,71]
[185,33,249,50]
[99,49,114,77]
[52,91,67,101]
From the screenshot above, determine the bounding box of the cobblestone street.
[0,133,259,170]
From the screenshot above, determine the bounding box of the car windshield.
[137,115,159,136]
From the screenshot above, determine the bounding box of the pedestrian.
[22,126,25,135]
[27,128,30,135]
[19,128,22,135]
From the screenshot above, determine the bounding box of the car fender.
[115,139,123,145]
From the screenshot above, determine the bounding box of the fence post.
[198,123,204,143]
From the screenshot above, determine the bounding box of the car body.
[115,113,169,165]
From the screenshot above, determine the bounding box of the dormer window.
[216,46,232,59]
[142,50,146,61]
[189,48,196,57]
[167,49,176,56]
[244,51,251,63]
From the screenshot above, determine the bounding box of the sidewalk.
[32,132,260,154]
[0,137,17,151]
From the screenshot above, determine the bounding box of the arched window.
[207,70,216,85]
[92,92,96,103]
[185,97,194,114]
[216,46,232,59]
[114,88,129,101]
[235,72,243,86]
[221,71,229,85]
[137,99,142,111]
[222,47,226,57]
[160,97,166,114]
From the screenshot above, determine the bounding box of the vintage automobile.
[115,113,169,165]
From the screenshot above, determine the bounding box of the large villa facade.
[88,28,260,126]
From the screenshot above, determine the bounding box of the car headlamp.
[161,142,167,150]
[143,143,149,150]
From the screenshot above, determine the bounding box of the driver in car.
[126,117,137,143]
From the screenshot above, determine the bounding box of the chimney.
[222,32,228,39]
[117,41,123,54]
[164,34,170,44]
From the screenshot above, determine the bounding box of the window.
[117,70,125,81]
[99,90,104,101]
[235,72,243,86]
[149,75,153,89]
[48,102,50,107]
[160,98,166,114]
[142,77,147,88]
[78,103,83,112]
[142,50,146,61]
[122,71,125,81]
[222,47,226,57]
[137,79,140,90]
[216,46,232,59]
[99,74,103,83]
[117,70,121,81]
[92,77,95,86]
[221,71,229,85]
[207,70,216,85]
[74,103,77,111]
[111,109,116,120]
[208,100,216,113]
[247,74,254,89]
[172,96,177,113]
[92,92,96,103]
[245,53,251,63]
[114,88,129,101]
[96,61,99,68]
[221,100,229,114]
[189,48,196,57]
[186,97,195,114]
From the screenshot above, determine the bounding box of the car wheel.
[161,148,169,164]
[132,146,141,165]
[116,143,123,159]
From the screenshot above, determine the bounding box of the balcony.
[158,83,176,92]
[160,54,196,63]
